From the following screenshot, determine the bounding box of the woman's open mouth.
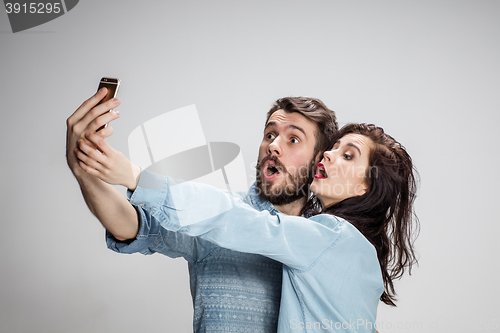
[314,163,328,179]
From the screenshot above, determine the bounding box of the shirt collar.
[247,182,280,215]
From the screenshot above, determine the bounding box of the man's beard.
[255,155,316,206]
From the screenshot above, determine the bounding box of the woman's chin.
[310,181,319,196]
[310,182,338,209]
[310,182,324,202]
[311,178,328,195]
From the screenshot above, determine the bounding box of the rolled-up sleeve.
[106,205,161,255]
[106,170,216,262]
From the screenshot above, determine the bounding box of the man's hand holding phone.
[66,87,121,179]
[66,79,141,242]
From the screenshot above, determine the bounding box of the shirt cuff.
[127,169,168,210]
[106,205,160,255]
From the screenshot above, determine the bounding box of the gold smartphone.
[96,77,120,131]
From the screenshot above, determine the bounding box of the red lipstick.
[314,163,327,179]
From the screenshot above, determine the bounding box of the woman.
[77,123,419,332]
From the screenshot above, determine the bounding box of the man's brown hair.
[266,97,338,159]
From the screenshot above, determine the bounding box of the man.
[66,89,337,332]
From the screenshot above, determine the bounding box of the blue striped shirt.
[106,172,283,333]
[118,170,384,332]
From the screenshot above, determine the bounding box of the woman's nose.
[323,150,333,162]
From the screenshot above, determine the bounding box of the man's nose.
[267,138,282,156]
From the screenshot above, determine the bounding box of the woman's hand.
[66,88,121,179]
[76,132,142,190]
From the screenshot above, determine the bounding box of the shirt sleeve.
[105,205,160,255]
[129,170,345,271]
[106,178,218,262]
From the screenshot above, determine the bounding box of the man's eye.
[266,133,276,140]
[291,137,300,144]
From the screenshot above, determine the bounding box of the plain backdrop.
[1,1,499,332]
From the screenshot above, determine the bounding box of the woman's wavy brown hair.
[303,123,420,306]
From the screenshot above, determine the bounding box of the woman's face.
[310,133,373,208]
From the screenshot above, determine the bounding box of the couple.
[66,89,418,332]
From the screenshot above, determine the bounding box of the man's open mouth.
[315,163,327,179]
[267,163,280,176]
[265,161,280,176]
[261,159,282,181]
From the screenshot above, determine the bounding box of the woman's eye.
[343,153,352,160]
[266,133,275,140]
[291,137,300,144]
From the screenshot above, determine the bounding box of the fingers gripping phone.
[96,77,120,131]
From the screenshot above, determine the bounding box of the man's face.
[256,109,319,205]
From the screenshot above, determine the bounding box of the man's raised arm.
[66,88,139,241]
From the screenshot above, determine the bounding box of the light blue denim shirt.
[125,170,384,333]
[106,172,283,333]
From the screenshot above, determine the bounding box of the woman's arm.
[78,133,344,270]
[131,170,344,270]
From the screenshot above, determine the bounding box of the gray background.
[1,1,499,332]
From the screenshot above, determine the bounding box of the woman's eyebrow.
[346,142,362,156]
